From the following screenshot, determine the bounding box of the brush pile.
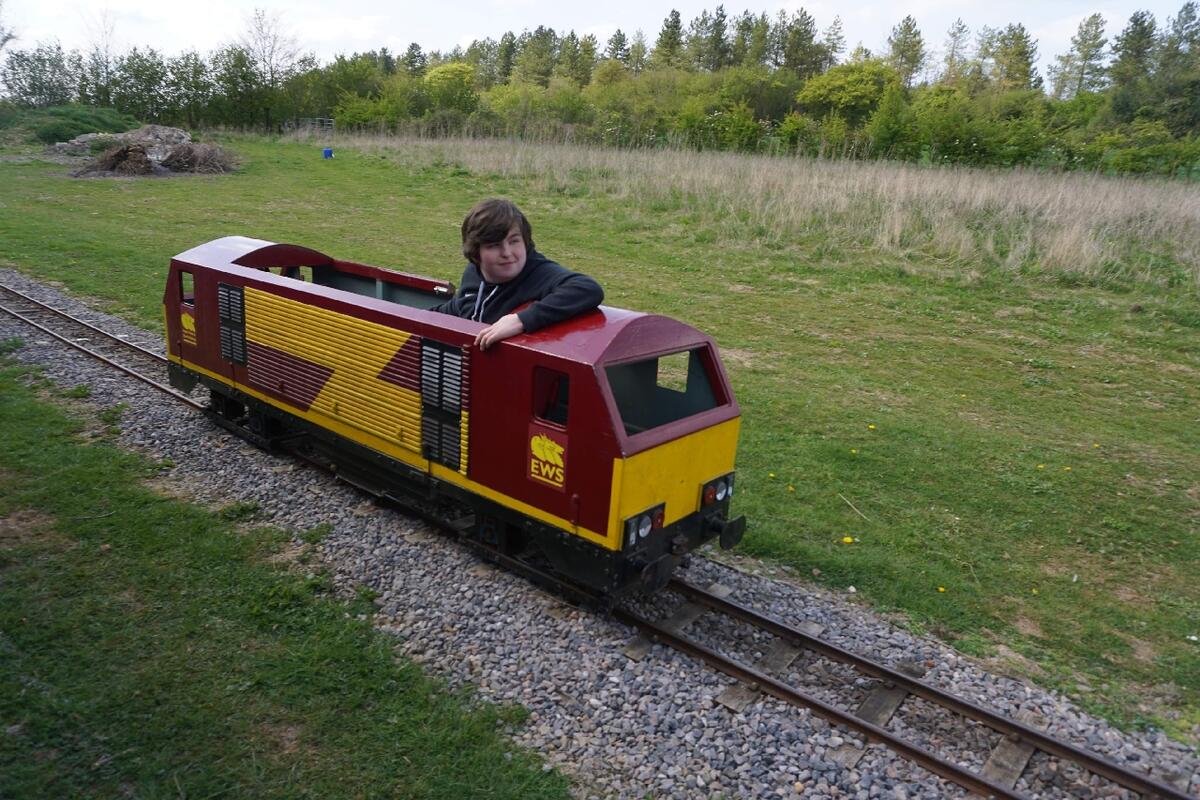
[91,144,155,175]
[160,143,237,174]
[66,125,236,177]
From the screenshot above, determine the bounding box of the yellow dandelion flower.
[1036,464,1045,470]
[1093,443,1100,448]
[960,394,967,398]
[1062,466,1072,472]
[768,472,776,478]
[1031,588,1039,595]
[851,448,858,455]
[868,423,877,430]
[787,485,795,492]
[841,536,854,544]
[937,586,946,593]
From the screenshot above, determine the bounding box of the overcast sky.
[2,0,1191,77]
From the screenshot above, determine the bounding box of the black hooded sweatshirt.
[430,250,604,333]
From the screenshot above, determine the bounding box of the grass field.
[0,351,569,798]
[0,134,1196,744]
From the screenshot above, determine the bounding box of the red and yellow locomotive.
[164,236,745,595]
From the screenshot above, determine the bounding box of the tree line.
[1,5,1198,175]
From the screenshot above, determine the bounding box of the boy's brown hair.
[461,198,534,263]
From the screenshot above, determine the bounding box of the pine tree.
[496,32,517,83]
[888,15,926,88]
[822,17,845,70]
[403,43,426,77]
[709,4,732,70]
[781,9,822,78]
[942,18,970,84]
[1049,14,1107,98]
[651,9,685,68]
[993,23,1041,90]
[513,26,558,86]
[1158,1,1200,77]
[1156,3,1200,134]
[747,12,772,67]
[1110,11,1157,87]
[465,38,500,88]
[685,9,713,70]
[605,29,629,64]
[577,35,598,85]
[628,30,648,74]
[1109,10,1156,120]
[732,11,755,66]
[376,47,395,75]
[554,31,581,84]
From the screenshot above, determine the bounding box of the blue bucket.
[322,148,334,159]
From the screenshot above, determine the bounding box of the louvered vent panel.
[217,283,247,364]
[419,341,469,472]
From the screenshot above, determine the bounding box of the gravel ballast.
[1,269,1196,800]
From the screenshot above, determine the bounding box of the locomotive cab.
[470,309,744,595]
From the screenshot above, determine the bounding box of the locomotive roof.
[173,236,717,368]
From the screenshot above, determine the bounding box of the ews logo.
[529,430,566,489]
[180,310,197,345]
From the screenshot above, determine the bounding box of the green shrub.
[31,105,139,144]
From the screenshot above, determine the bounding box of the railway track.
[1,279,1194,800]
[0,282,202,410]
[615,579,1194,800]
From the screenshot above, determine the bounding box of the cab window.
[180,270,195,306]
[605,347,719,436]
[533,367,569,426]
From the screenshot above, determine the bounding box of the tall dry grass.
[301,132,1200,289]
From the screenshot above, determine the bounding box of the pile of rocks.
[48,124,193,163]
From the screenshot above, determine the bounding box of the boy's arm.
[514,270,604,333]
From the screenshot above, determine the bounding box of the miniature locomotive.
[164,236,745,596]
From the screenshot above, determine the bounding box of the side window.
[180,270,195,306]
[533,367,569,427]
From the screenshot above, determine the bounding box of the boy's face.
[477,225,527,284]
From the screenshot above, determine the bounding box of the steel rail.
[612,604,1027,799]
[669,577,1194,800]
[0,283,166,362]
[0,302,203,411]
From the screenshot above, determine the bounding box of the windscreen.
[605,347,720,436]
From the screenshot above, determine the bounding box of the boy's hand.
[475,313,525,351]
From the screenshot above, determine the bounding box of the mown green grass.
[0,355,569,798]
[0,136,1196,742]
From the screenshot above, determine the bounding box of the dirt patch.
[1117,632,1157,664]
[0,509,65,550]
[268,541,311,567]
[978,643,1048,680]
[720,347,763,369]
[258,721,305,756]
[1013,615,1044,639]
[1113,585,1156,607]
[993,307,1035,319]
[115,587,144,614]
[1076,343,1145,365]
[728,284,756,293]
[143,476,197,504]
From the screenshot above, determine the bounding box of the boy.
[431,198,603,350]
